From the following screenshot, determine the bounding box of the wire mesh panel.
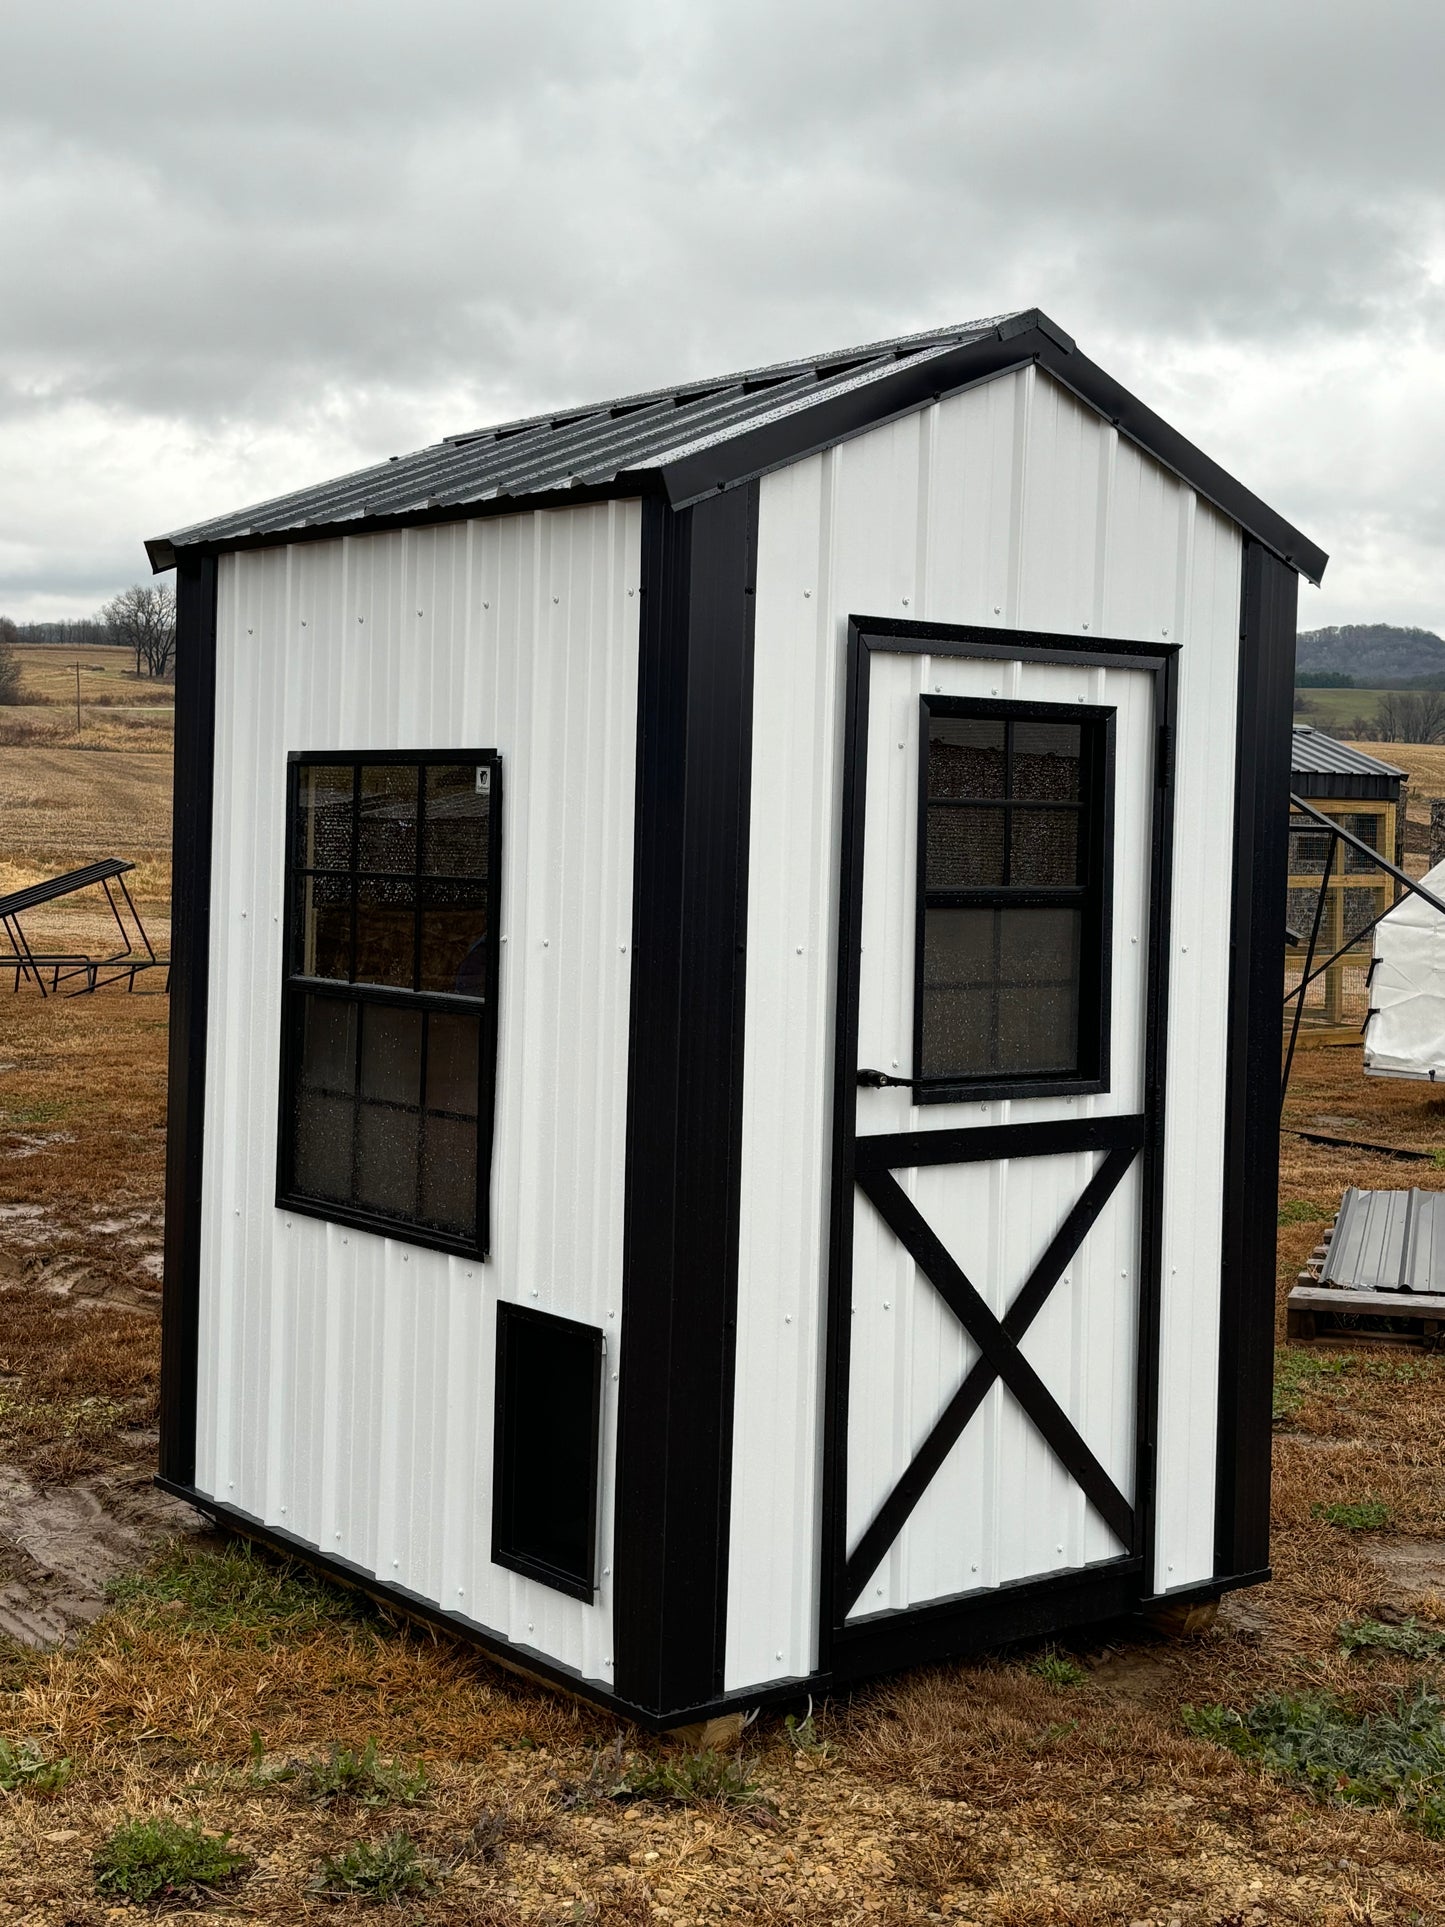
[1285,805,1395,1039]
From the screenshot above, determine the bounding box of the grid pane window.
[917,703,1110,1092]
[279,752,500,1254]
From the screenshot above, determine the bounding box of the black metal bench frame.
[0,859,168,996]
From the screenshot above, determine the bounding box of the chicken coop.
[1287,728,1406,1045]
[149,312,1325,1728]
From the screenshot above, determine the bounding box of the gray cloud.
[1,0,1443,622]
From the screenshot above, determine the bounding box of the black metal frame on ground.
[0,858,165,995]
[821,617,1179,1681]
[1280,791,1445,1106]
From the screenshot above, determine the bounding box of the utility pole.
[74,661,81,735]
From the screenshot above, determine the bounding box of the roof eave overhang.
[148,472,669,574]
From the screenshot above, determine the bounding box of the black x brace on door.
[821,618,1179,1682]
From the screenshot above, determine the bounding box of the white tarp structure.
[1364,857,1445,1079]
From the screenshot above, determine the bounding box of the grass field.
[6,644,174,708]
[7,748,1445,1918]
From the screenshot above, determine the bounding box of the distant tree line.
[0,583,176,703]
[1374,690,1445,745]
[0,617,19,704]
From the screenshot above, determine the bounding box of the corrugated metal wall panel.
[727,368,1243,1691]
[198,500,642,1687]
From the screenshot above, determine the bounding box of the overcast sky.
[2,0,1441,629]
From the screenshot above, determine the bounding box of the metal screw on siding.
[1162,627,1169,636]
[417,609,423,617]
[553,595,559,604]
[247,626,253,635]
[993,605,1001,614]
[483,601,489,609]
[358,615,364,623]
[775,1649,783,1661]
[883,1300,890,1310]
[785,1314,792,1324]
[528,1621,534,1632]
[602,1567,610,1577]
[301,620,307,627]
[902,597,910,606]
[1082,620,1089,629]
[803,589,811,598]
[605,1657,613,1667]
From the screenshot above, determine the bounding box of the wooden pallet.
[1286,1215,1445,1344]
[1287,1282,1445,1343]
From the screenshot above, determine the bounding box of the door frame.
[820,617,1179,1683]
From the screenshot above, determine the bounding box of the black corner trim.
[613,481,759,1718]
[159,554,219,1487]
[1217,543,1298,1578]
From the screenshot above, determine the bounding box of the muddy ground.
[0,1007,1441,1918]
[8,723,1445,1915]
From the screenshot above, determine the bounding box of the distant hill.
[1298,623,1445,684]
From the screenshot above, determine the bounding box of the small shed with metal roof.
[149,311,1323,1728]
[1287,727,1407,1044]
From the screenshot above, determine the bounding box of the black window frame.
[275,746,503,1260]
[492,1301,604,1602]
[913,695,1115,1104]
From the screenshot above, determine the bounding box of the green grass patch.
[1273,1347,1353,1422]
[1314,1499,1390,1532]
[1183,1687,1445,1837]
[1278,1198,1333,1226]
[310,1831,437,1903]
[1030,1649,1088,1688]
[107,1539,370,1642]
[259,1735,429,1807]
[0,1101,67,1128]
[1340,1619,1445,1662]
[622,1747,766,1810]
[93,1815,248,1904]
[0,1735,70,1793]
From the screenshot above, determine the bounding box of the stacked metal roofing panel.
[1321,1187,1445,1293]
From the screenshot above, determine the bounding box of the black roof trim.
[145,310,1326,583]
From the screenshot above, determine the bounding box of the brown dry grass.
[4,745,1445,1915]
[0,1032,1439,1919]
[7,643,174,707]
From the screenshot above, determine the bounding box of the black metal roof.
[1290,725,1406,800]
[146,310,1327,582]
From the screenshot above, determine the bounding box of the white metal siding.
[198,501,642,1688]
[726,366,1242,1691]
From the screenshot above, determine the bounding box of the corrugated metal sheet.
[725,366,1243,1691]
[1291,727,1405,782]
[1322,1188,1445,1292]
[197,501,642,1688]
[149,319,1015,566]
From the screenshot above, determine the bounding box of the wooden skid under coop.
[1287,1282,1445,1343]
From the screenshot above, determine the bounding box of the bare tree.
[100,583,177,680]
[1376,690,1445,744]
[0,616,20,704]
